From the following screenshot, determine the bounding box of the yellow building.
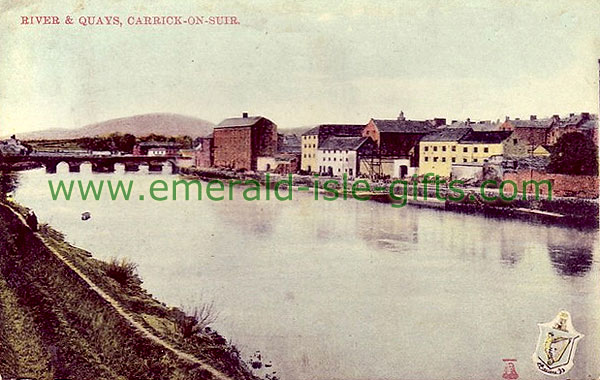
[301,131,319,172]
[419,128,471,177]
[301,124,365,173]
[457,130,513,165]
[419,129,513,178]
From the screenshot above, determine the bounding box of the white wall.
[316,148,358,178]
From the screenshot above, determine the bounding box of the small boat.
[81,211,91,221]
[354,191,391,203]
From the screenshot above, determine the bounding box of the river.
[12,164,600,380]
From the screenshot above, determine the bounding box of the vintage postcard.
[0,1,599,379]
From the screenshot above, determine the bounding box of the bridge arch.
[166,160,179,174]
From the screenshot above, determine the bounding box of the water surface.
[13,165,600,380]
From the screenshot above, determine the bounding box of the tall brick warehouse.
[213,113,278,170]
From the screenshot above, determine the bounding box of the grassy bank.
[0,202,259,380]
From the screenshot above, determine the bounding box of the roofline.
[215,115,267,128]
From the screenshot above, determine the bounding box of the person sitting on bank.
[26,210,38,232]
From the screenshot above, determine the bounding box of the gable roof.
[318,136,372,151]
[508,118,555,129]
[216,116,266,128]
[421,128,471,142]
[277,134,301,153]
[302,124,364,136]
[459,130,513,144]
[578,119,598,130]
[559,114,598,130]
[448,120,499,131]
[371,119,435,133]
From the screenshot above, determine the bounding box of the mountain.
[16,113,215,140]
[278,125,315,136]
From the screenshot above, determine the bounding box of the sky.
[1,0,600,134]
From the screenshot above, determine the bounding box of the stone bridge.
[1,153,181,174]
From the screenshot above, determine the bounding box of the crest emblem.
[532,310,583,376]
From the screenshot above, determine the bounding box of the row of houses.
[134,110,597,183]
[299,111,598,180]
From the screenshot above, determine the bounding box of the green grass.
[0,203,258,380]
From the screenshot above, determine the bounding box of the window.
[346,158,349,161]
[433,146,438,152]
[451,157,456,163]
[463,158,467,162]
[349,169,353,176]
[424,157,429,162]
[334,158,336,161]
[452,146,456,152]
[513,139,518,145]
[424,146,429,151]
[433,157,438,162]
[323,158,326,161]
[303,154,306,158]
[328,157,331,161]
[345,150,348,153]
[474,158,478,162]
[473,147,478,153]
[463,147,468,152]
[338,168,341,172]
[442,157,446,162]
[484,147,489,153]
[442,146,446,152]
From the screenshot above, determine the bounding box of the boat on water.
[354,191,392,203]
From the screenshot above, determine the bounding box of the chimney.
[581,112,590,120]
[530,115,537,120]
[569,113,575,117]
[451,120,457,124]
[397,110,405,121]
[505,116,510,122]
[242,112,248,118]
[433,118,446,126]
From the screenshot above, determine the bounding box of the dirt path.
[7,204,234,380]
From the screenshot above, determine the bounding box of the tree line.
[77,133,194,153]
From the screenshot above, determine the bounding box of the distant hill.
[17,113,215,140]
[279,125,315,136]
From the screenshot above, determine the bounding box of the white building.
[316,136,375,178]
[148,147,167,156]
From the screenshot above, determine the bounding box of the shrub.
[105,257,138,286]
[175,302,219,339]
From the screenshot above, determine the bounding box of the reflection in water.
[213,198,279,236]
[356,204,419,252]
[499,235,524,267]
[500,248,522,266]
[547,244,593,277]
[10,169,600,380]
[0,171,19,196]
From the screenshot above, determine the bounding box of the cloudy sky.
[1,0,599,134]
